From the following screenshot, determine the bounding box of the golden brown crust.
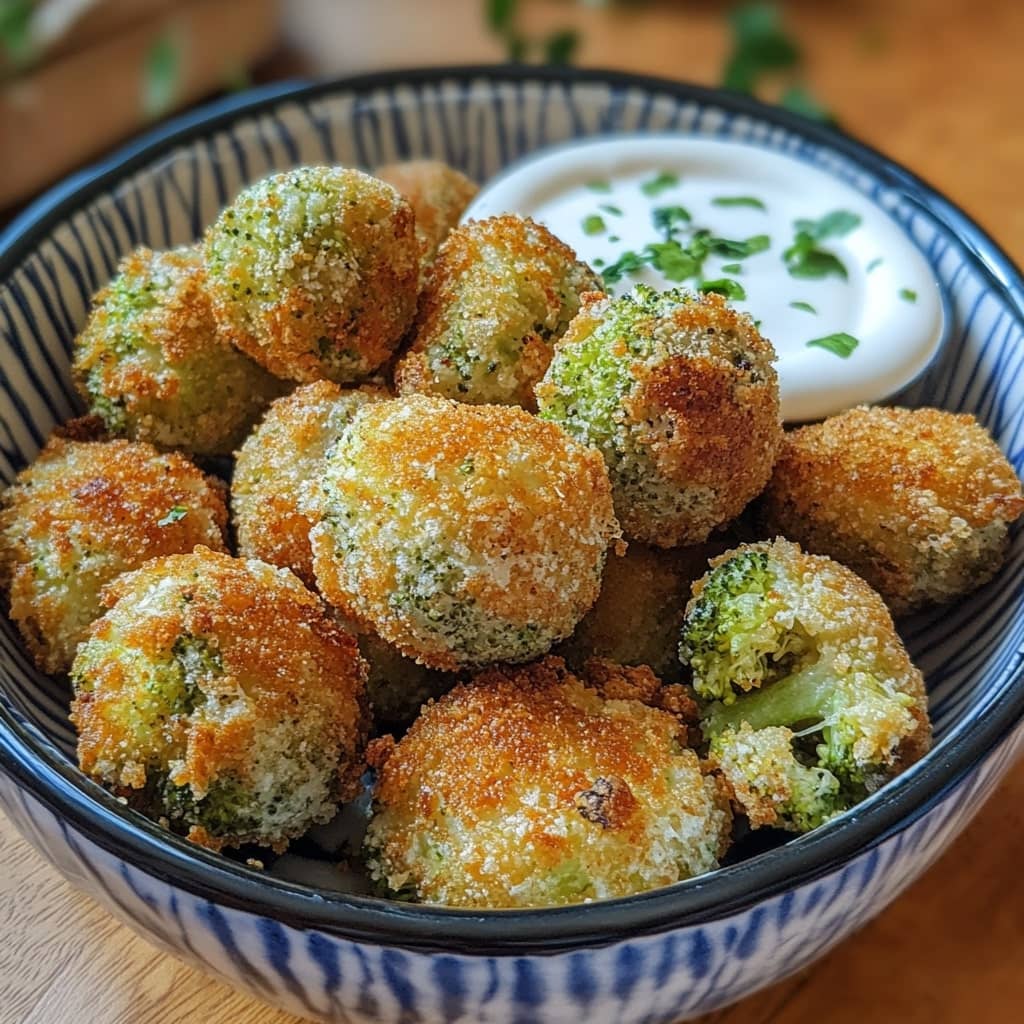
[395,215,598,409]
[0,436,229,673]
[760,406,1024,614]
[232,381,388,586]
[373,160,478,265]
[71,548,370,850]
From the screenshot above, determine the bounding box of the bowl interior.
[1,69,1022,911]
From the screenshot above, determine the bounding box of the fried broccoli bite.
[556,542,729,683]
[680,538,931,832]
[373,160,478,267]
[364,656,731,908]
[760,405,1024,615]
[310,395,620,671]
[71,247,283,455]
[232,381,388,587]
[70,548,369,850]
[394,215,600,408]
[537,284,782,548]
[0,430,228,673]
[204,167,419,383]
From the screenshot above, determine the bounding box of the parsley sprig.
[783,209,861,280]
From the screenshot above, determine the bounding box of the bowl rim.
[1,64,1023,956]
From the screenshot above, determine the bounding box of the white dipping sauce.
[464,135,946,422]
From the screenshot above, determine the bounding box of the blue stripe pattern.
[0,73,1022,1022]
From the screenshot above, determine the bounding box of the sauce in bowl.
[464,135,946,422]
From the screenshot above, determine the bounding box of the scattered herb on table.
[712,196,767,211]
[0,0,34,67]
[780,84,836,125]
[789,300,817,314]
[143,30,183,119]
[582,214,606,235]
[485,0,579,65]
[806,332,859,358]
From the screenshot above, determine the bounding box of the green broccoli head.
[682,539,931,833]
[680,549,809,703]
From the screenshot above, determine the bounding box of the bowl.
[1,66,1022,1024]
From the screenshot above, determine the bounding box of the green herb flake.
[806,332,859,358]
[158,505,189,527]
[712,196,767,211]
[794,209,862,241]
[0,0,34,67]
[722,2,800,93]
[641,171,680,198]
[721,263,743,274]
[608,235,621,243]
[543,28,579,65]
[700,279,747,301]
[487,0,517,31]
[593,257,606,268]
[866,257,884,273]
[586,179,612,193]
[783,224,849,281]
[652,205,692,238]
[789,300,817,314]
[582,214,606,236]
[143,30,183,119]
[599,203,623,216]
[780,84,836,125]
[899,288,918,303]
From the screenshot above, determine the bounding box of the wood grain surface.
[2,1,1023,1021]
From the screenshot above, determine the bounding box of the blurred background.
[1,0,1022,254]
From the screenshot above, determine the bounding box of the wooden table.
[2,1,1023,1021]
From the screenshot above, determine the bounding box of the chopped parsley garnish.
[712,196,767,211]
[794,209,862,241]
[608,235,621,243]
[641,171,680,197]
[721,263,742,274]
[783,211,859,281]
[652,205,692,238]
[806,332,859,358]
[593,257,606,267]
[866,257,884,273]
[586,179,612,193]
[158,505,189,526]
[899,287,918,302]
[789,300,817,314]
[599,203,623,216]
[582,214,606,235]
[700,278,747,300]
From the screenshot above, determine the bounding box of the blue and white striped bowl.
[1,68,1022,1023]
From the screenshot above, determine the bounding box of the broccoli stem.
[704,658,835,737]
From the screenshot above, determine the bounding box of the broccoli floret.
[681,539,931,833]
[709,724,841,832]
[680,549,809,702]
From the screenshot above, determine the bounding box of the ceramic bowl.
[1,67,1022,1024]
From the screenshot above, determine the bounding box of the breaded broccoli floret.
[395,215,599,409]
[537,285,781,547]
[71,549,369,850]
[71,247,282,455]
[760,405,1024,614]
[309,395,621,671]
[204,167,419,383]
[364,656,731,908]
[680,538,931,832]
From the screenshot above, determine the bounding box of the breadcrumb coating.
[309,395,621,670]
[364,656,731,907]
[373,160,478,268]
[204,167,419,383]
[71,247,283,455]
[232,381,388,587]
[537,284,782,547]
[70,548,369,850]
[395,215,600,408]
[760,406,1024,614]
[0,431,228,673]
[556,541,729,682]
